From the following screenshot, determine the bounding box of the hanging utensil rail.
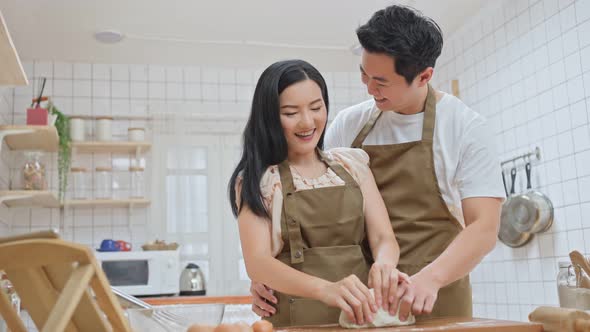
[501,147,541,166]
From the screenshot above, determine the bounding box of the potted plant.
[47,101,71,202]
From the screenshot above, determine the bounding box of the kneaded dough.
[339,289,416,328]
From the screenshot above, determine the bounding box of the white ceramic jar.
[70,117,85,142]
[128,127,145,142]
[96,117,113,141]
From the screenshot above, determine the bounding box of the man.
[250,4,504,322]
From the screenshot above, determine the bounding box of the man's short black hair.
[356,5,443,85]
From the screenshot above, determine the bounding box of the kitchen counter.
[143,295,252,306]
[279,318,542,332]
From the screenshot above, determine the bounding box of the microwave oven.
[95,250,180,296]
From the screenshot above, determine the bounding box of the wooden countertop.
[142,295,252,306]
[278,318,542,332]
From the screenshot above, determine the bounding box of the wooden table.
[142,295,252,306]
[278,318,543,332]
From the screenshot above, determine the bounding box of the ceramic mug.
[116,240,132,251]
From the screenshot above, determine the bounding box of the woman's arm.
[359,171,406,313]
[238,203,377,324]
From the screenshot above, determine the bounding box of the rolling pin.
[529,306,590,332]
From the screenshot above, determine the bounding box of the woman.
[228,60,406,327]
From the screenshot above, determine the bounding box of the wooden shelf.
[63,199,150,208]
[0,11,28,86]
[0,125,59,152]
[71,141,151,154]
[0,191,60,208]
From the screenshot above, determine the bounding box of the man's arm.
[396,197,501,321]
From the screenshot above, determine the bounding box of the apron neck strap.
[318,150,357,186]
[351,107,382,148]
[421,84,437,142]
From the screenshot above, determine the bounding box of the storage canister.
[69,117,85,142]
[71,167,89,199]
[129,166,145,198]
[128,127,145,142]
[96,116,113,141]
[95,167,112,199]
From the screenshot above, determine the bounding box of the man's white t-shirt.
[324,92,506,226]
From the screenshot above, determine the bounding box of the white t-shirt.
[324,92,506,226]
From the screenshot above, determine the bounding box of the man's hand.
[396,271,442,321]
[368,262,409,311]
[250,282,277,317]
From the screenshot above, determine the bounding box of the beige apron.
[265,151,371,327]
[351,85,472,320]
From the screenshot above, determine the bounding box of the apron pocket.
[289,297,340,326]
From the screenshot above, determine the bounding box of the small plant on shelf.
[47,102,70,202]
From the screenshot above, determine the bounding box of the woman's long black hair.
[228,59,329,218]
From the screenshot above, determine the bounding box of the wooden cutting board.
[277,317,543,332]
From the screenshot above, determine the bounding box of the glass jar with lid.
[71,167,89,199]
[558,261,590,309]
[95,167,112,199]
[22,152,47,190]
[129,166,145,198]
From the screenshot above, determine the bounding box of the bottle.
[129,166,145,198]
[95,167,112,199]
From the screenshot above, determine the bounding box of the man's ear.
[415,67,434,87]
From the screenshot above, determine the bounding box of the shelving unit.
[63,199,150,208]
[0,10,28,86]
[0,190,60,208]
[71,141,151,155]
[0,125,59,152]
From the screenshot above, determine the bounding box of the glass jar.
[558,261,590,309]
[95,167,112,199]
[71,167,89,199]
[129,166,145,198]
[22,152,47,190]
[0,271,20,331]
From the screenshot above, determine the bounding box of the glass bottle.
[129,166,145,198]
[95,167,112,199]
[71,167,89,199]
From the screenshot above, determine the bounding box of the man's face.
[360,50,417,112]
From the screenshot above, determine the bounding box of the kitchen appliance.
[179,263,206,296]
[95,250,180,296]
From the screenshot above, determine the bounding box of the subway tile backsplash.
[433,0,590,321]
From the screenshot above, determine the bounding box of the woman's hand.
[368,262,410,312]
[318,275,377,325]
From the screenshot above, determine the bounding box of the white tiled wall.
[434,0,590,322]
[1,61,366,251]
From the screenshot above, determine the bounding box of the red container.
[26,107,48,125]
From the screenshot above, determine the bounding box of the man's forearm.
[419,218,498,287]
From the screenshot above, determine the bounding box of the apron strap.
[350,107,382,148]
[278,160,306,264]
[421,84,437,142]
[318,150,358,187]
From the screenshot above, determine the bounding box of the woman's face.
[278,79,327,158]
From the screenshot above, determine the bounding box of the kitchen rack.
[501,147,541,166]
[0,190,60,208]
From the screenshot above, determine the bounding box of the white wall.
[433,0,590,322]
[0,60,368,296]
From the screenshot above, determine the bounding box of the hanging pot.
[509,162,554,234]
[498,167,532,248]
